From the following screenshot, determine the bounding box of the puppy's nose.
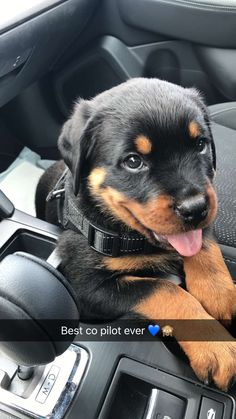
[175,195,209,225]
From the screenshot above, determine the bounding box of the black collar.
[46,169,157,257]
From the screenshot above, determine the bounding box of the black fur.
[35,78,216,320]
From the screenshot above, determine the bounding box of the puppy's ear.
[58,118,74,171]
[187,88,216,171]
[72,117,99,195]
[58,99,99,195]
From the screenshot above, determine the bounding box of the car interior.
[0,0,236,418]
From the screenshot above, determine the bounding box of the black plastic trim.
[118,0,236,48]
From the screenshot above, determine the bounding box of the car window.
[0,0,64,31]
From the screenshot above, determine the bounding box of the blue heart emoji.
[148,324,160,337]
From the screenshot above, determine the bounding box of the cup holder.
[0,229,56,262]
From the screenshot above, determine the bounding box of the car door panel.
[0,0,98,107]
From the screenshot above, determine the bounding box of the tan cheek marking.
[126,195,182,235]
[189,121,201,138]
[135,135,152,154]
[88,167,107,193]
[91,185,181,236]
[205,184,218,225]
[96,187,150,237]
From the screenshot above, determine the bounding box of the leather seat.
[119,0,236,48]
[209,102,236,131]
[208,102,236,281]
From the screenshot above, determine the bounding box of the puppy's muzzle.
[174,195,209,227]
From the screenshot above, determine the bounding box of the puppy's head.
[59,78,217,257]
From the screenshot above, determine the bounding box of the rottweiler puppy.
[36,78,236,390]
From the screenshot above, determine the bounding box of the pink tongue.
[166,229,202,257]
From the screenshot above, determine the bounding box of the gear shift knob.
[0,252,79,366]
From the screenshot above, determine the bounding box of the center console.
[0,192,235,419]
[99,359,234,419]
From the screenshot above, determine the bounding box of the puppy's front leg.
[184,240,236,323]
[133,281,236,391]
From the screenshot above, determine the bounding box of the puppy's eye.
[123,154,144,171]
[197,138,208,154]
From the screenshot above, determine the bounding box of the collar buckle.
[46,169,68,202]
[46,188,65,202]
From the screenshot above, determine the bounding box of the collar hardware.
[46,188,65,201]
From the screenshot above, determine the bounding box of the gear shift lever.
[0,251,79,366]
[0,251,88,418]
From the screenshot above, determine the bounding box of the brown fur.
[135,281,236,391]
[88,167,107,193]
[89,184,217,237]
[184,240,236,323]
[135,135,152,154]
[205,184,218,225]
[189,121,201,138]
[90,186,151,237]
[121,276,157,283]
[101,253,178,272]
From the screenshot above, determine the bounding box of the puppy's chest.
[100,252,182,277]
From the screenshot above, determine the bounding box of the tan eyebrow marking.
[135,135,152,154]
[189,121,201,138]
[88,167,106,193]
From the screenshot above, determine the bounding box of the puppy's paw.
[186,281,236,327]
[181,339,236,391]
[184,240,236,326]
[196,286,236,327]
